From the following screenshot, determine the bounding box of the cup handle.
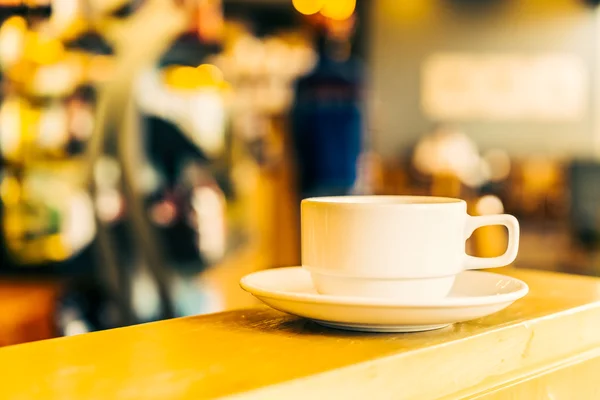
[464,214,520,270]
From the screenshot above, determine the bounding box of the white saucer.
[240,267,528,333]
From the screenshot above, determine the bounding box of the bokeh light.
[321,0,356,21]
[163,64,225,90]
[0,97,23,160]
[293,0,355,21]
[150,201,177,227]
[0,16,26,68]
[96,189,123,223]
[476,195,505,216]
[26,33,65,65]
[0,175,21,206]
[163,66,200,90]
[292,0,324,16]
[43,235,68,262]
[38,103,69,150]
[196,63,224,86]
[483,149,512,182]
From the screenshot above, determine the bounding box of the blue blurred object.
[291,34,364,199]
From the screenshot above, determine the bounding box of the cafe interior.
[0,0,600,398]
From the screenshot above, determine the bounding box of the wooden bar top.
[2,268,600,399]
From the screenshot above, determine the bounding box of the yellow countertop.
[1,268,600,400]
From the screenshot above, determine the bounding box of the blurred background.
[0,0,598,346]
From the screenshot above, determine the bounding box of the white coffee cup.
[301,196,520,301]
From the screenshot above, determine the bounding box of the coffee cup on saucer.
[301,196,520,302]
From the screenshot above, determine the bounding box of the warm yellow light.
[0,16,27,68]
[0,175,21,206]
[87,55,115,82]
[218,81,232,92]
[163,64,227,90]
[2,208,24,240]
[475,195,504,216]
[196,63,224,86]
[26,33,65,65]
[44,234,69,262]
[163,65,201,90]
[292,0,324,16]
[2,16,26,31]
[0,97,23,160]
[321,0,356,20]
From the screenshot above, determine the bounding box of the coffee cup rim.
[302,195,465,208]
